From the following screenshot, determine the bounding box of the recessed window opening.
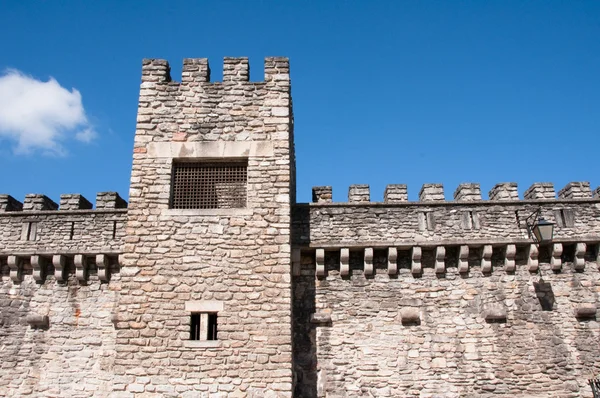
[558,210,566,227]
[190,313,201,340]
[171,161,247,209]
[21,222,37,241]
[26,222,33,240]
[69,222,75,240]
[190,312,218,341]
[112,221,117,239]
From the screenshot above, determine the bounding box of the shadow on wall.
[533,278,555,311]
[292,256,318,398]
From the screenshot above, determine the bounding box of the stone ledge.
[147,141,274,159]
[185,300,223,312]
[160,208,254,217]
[182,340,222,349]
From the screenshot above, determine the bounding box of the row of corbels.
[292,242,592,277]
[5,254,116,283]
[312,182,600,203]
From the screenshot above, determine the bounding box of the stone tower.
[115,57,295,396]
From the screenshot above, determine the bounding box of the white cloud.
[0,69,97,155]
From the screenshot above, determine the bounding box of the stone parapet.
[348,185,370,203]
[488,182,519,201]
[419,184,445,202]
[384,184,408,203]
[96,192,127,209]
[454,183,481,201]
[141,57,289,85]
[0,195,23,212]
[524,182,555,200]
[223,57,249,82]
[0,192,127,211]
[59,194,93,210]
[558,181,592,199]
[304,181,600,204]
[23,194,58,211]
[312,186,332,203]
[182,58,210,83]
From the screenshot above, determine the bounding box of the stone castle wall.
[291,183,600,397]
[0,193,126,397]
[0,57,599,398]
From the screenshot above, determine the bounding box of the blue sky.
[0,1,599,203]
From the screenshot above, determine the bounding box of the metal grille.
[171,162,247,209]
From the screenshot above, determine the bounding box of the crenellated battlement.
[2,56,599,398]
[142,56,290,85]
[0,192,127,212]
[309,181,600,204]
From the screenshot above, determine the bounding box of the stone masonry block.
[0,194,23,211]
[419,184,444,202]
[96,192,128,209]
[558,182,592,199]
[594,186,600,199]
[59,194,93,210]
[575,303,597,318]
[384,185,408,203]
[264,57,290,83]
[141,58,171,83]
[312,186,332,203]
[488,183,519,200]
[182,58,210,83]
[223,57,249,82]
[524,183,555,200]
[483,304,507,322]
[23,194,58,211]
[348,185,370,203]
[454,183,481,201]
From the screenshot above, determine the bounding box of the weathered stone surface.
[558,181,592,199]
[524,183,555,200]
[384,184,408,203]
[419,183,444,201]
[348,185,370,203]
[312,186,332,203]
[23,194,58,211]
[59,194,93,210]
[1,56,600,398]
[119,56,294,396]
[488,182,519,201]
[454,183,481,201]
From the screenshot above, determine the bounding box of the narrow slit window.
[190,313,201,340]
[171,161,247,209]
[207,313,218,341]
[69,222,75,240]
[112,221,117,239]
[190,312,218,341]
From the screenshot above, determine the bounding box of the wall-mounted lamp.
[526,208,555,244]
